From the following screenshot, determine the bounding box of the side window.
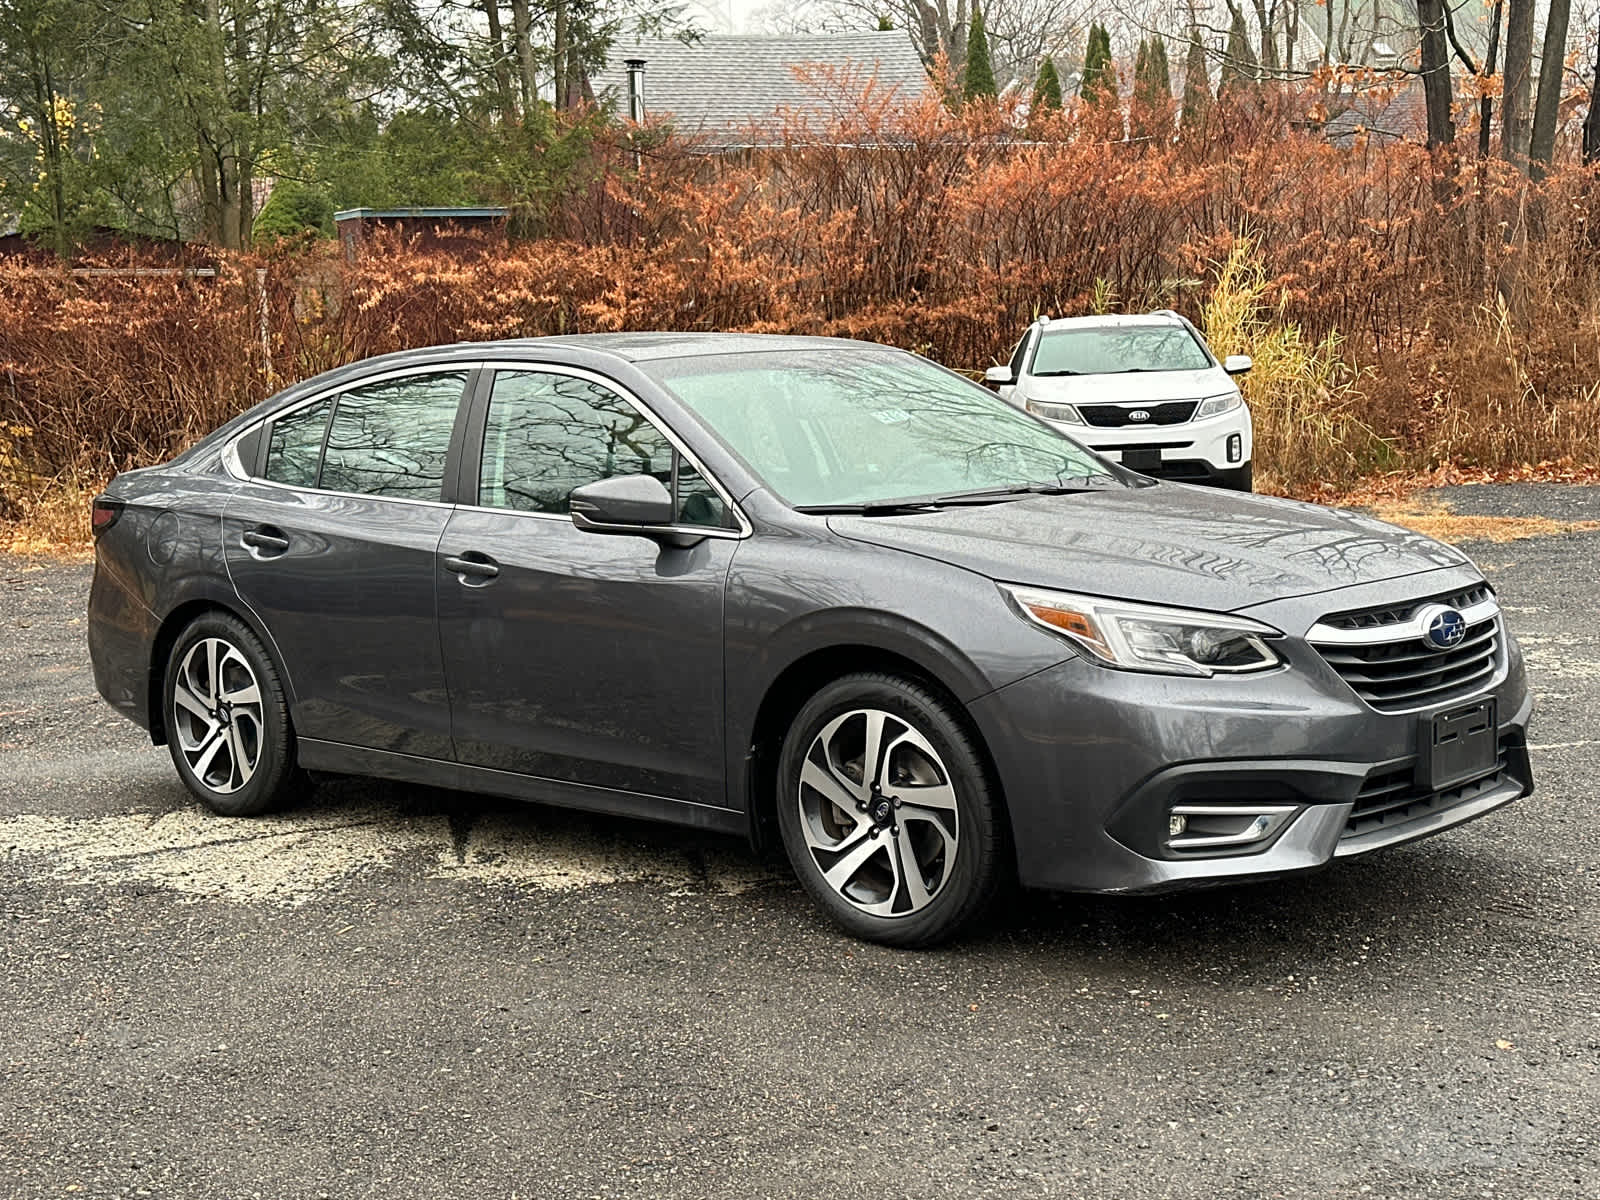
[319,371,468,501]
[1008,331,1032,377]
[262,397,333,487]
[480,370,730,526]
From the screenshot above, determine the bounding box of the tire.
[1220,463,1254,492]
[162,611,300,816]
[775,672,1007,947]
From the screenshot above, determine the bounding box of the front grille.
[1344,742,1511,840]
[1078,400,1198,428]
[1309,586,1501,713]
[1319,585,1492,633]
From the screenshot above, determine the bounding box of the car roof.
[347,331,888,371]
[1035,312,1188,332]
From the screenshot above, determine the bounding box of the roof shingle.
[590,33,929,142]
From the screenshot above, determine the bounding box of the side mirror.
[984,365,1015,387]
[1223,354,1253,376]
[570,474,673,530]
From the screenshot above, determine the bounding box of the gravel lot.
[2,483,1597,1200]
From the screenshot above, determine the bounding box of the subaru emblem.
[1127,409,1151,422]
[1417,603,1468,651]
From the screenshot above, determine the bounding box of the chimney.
[624,58,647,123]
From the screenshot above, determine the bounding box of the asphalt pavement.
[2,483,1597,1199]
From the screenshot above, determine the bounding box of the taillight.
[90,496,123,535]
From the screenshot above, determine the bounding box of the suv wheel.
[776,673,1006,947]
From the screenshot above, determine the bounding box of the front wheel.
[775,673,1006,947]
[163,612,300,816]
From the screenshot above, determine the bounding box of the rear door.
[222,366,474,759]
[436,364,740,807]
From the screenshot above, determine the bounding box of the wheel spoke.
[189,726,228,782]
[225,720,254,787]
[860,709,888,792]
[173,679,211,723]
[894,823,932,910]
[800,756,860,818]
[897,780,958,812]
[821,827,887,893]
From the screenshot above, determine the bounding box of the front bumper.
[1040,407,1254,482]
[967,608,1533,895]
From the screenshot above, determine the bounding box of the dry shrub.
[1201,238,1391,495]
[3,84,1599,546]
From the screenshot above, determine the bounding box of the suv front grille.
[1308,587,1501,713]
[1078,401,1198,428]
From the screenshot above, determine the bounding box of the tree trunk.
[1417,0,1454,149]
[553,0,568,109]
[1585,31,1600,164]
[483,1,516,122]
[508,0,538,116]
[1479,0,1503,159]
[1501,0,1535,168]
[1528,0,1571,174]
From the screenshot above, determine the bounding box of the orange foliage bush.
[3,80,1599,527]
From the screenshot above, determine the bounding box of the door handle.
[444,553,500,581]
[241,526,290,555]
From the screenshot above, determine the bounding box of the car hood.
[1026,368,1231,405]
[826,483,1469,613]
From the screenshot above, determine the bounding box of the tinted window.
[1030,326,1211,376]
[653,351,1114,509]
[319,371,467,500]
[1007,332,1031,376]
[479,370,728,526]
[262,397,332,487]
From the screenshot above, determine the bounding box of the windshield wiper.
[796,481,1104,517]
[1030,369,1084,377]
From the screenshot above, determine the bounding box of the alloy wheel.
[796,708,960,918]
[171,637,264,794]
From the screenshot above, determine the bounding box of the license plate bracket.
[1121,448,1162,473]
[1417,698,1498,792]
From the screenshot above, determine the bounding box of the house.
[589,32,930,148]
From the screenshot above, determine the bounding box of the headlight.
[1001,585,1283,676]
[1027,399,1084,425]
[1195,391,1242,419]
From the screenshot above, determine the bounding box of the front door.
[436,366,736,806]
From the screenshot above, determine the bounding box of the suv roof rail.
[1033,313,1051,325]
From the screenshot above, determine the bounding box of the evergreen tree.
[1180,33,1210,134]
[1131,36,1173,144]
[1079,23,1115,106]
[963,5,997,100]
[1031,55,1063,112]
[1219,9,1258,96]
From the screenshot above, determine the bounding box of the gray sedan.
[86,334,1533,945]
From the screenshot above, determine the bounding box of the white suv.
[986,312,1255,490]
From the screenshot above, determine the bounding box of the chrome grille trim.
[1307,588,1504,713]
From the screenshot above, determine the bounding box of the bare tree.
[1416,0,1453,149]
[1587,26,1600,163]
[1501,0,1535,166]
[1530,0,1573,172]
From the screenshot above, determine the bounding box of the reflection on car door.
[436,366,736,809]
[223,367,472,758]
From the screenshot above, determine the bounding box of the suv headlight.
[1026,399,1084,425]
[1195,391,1242,419]
[1001,585,1283,676]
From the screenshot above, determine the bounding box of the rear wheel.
[775,673,1006,947]
[163,612,299,816]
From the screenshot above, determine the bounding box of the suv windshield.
[651,350,1118,509]
[1031,325,1211,376]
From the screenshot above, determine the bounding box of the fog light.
[1168,813,1187,837]
[1226,433,1242,463]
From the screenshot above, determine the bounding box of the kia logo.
[1127,409,1151,423]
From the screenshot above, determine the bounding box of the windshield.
[650,350,1119,509]
[1030,325,1212,376]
